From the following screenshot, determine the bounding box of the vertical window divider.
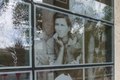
[112,0,115,80]
[83,19,85,80]
[31,0,35,80]
[28,1,32,69]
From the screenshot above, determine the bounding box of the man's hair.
[54,13,71,27]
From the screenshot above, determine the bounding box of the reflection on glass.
[34,7,83,66]
[85,66,113,80]
[70,0,113,21]
[0,1,31,67]
[0,72,30,80]
[33,0,113,22]
[36,69,83,80]
[85,21,112,63]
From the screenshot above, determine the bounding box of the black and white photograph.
[34,6,84,66]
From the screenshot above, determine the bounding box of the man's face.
[55,18,69,38]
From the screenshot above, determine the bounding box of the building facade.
[0,0,114,80]
[115,0,120,80]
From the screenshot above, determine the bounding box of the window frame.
[0,0,114,80]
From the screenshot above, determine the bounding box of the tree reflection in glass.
[85,66,113,80]
[0,1,31,67]
[85,21,112,63]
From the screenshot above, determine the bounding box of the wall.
[115,0,120,80]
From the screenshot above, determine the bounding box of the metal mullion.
[31,0,35,80]
[22,0,31,3]
[0,67,32,72]
[112,0,115,80]
[33,62,114,71]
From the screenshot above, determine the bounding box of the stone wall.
[115,0,120,79]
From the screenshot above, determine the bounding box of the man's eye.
[55,23,59,26]
[61,24,65,26]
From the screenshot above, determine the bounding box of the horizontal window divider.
[0,68,32,72]
[33,2,114,26]
[21,0,32,3]
[34,62,114,70]
[0,62,113,72]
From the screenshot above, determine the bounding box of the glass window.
[33,0,113,22]
[34,6,84,67]
[85,21,113,63]
[0,1,31,68]
[34,6,113,66]
[0,71,32,80]
[35,68,83,80]
[85,66,113,80]
[0,0,114,80]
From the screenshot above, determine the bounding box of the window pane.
[85,21,113,63]
[36,68,83,80]
[0,71,31,80]
[85,66,113,80]
[33,0,113,22]
[34,6,84,67]
[0,1,31,68]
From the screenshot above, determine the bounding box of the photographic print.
[34,6,83,67]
